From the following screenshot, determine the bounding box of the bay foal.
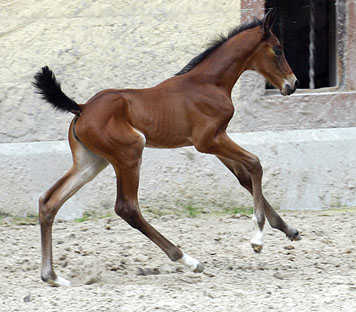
[34,11,300,287]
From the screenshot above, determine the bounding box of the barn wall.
[0,0,242,144]
[1,128,356,219]
[233,0,356,132]
[1,1,355,218]
[1,0,355,144]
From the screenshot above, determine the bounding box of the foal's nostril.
[295,79,300,88]
[285,84,292,95]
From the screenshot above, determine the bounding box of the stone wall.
[1,0,242,143]
[1,128,355,219]
[237,0,356,132]
[2,0,355,144]
[1,1,355,218]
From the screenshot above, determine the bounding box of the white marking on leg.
[251,214,264,251]
[40,141,108,287]
[61,144,109,201]
[178,252,204,273]
[48,275,71,287]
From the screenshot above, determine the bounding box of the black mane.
[176,18,262,75]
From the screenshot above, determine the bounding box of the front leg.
[214,138,301,251]
[194,132,267,252]
[263,198,301,241]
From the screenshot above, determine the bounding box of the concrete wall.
[1,1,355,218]
[2,0,355,144]
[0,0,242,144]
[237,0,356,131]
[1,128,355,219]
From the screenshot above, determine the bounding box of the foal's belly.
[143,133,193,149]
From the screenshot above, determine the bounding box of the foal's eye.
[273,46,282,56]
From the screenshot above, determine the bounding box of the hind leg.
[115,170,181,261]
[40,129,108,286]
[113,160,203,272]
[93,126,204,273]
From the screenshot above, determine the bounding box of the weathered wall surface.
[1,1,355,218]
[0,0,242,143]
[1,128,356,219]
[1,0,355,144]
[236,0,356,131]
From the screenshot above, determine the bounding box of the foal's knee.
[248,156,263,177]
[39,195,58,225]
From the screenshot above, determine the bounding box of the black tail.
[33,66,80,115]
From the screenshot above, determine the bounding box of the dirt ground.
[0,210,355,312]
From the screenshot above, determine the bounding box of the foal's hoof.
[178,253,204,273]
[287,228,302,241]
[251,236,264,253]
[251,243,263,253]
[45,275,71,287]
[193,263,204,273]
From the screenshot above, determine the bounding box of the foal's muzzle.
[281,76,299,96]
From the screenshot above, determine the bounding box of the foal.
[34,11,300,287]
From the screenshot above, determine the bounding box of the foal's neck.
[192,27,262,95]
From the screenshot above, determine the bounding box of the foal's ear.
[262,10,275,38]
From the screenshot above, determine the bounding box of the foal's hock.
[34,11,300,287]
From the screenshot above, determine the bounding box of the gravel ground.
[1,210,355,312]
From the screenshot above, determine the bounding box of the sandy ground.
[0,210,355,312]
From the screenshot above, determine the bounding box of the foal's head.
[251,11,299,96]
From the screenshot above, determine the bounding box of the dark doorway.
[265,0,336,89]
